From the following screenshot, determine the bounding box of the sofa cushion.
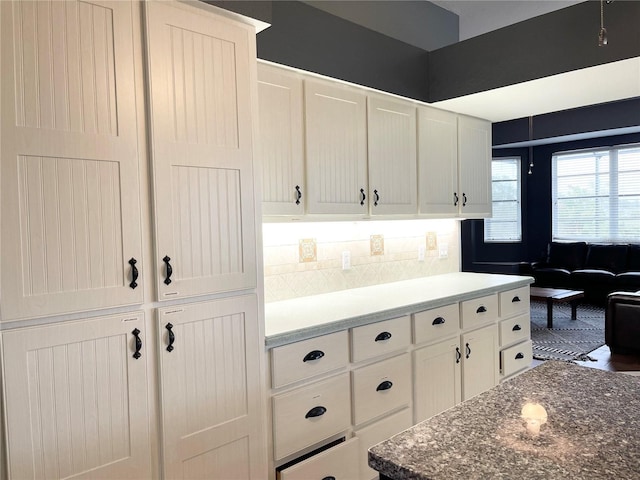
[626,244,640,271]
[546,242,588,271]
[533,268,572,289]
[584,244,628,273]
[614,272,640,291]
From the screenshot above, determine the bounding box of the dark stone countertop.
[369,361,640,480]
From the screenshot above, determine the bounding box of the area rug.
[530,300,605,362]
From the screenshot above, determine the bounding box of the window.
[552,144,640,242]
[484,157,522,242]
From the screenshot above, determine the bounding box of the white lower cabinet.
[460,324,499,400]
[278,438,360,480]
[1,313,151,479]
[498,286,534,381]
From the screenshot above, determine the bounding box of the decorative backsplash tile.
[263,220,461,302]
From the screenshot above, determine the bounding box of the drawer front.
[499,313,531,348]
[501,340,532,378]
[352,353,411,426]
[272,331,349,388]
[413,303,459,345]
[355,408,412,480]
[460,294,498,330]
[351,316,411,363]
[499,286,530,319]
[273,373,351,460]
[279,437,360,480]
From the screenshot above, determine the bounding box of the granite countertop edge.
[265,273,534,349]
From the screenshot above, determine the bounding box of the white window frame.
[552,143,640,243]
[484,156,522,243]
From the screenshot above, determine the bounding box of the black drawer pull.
[322,477,336,480]
[373,189,380,206]
[453,192,459,206]
[360,188,366,206]
[465,342,471,359]
[375,331,392,342]
[163,255,173,285]
[166,323,175,352]
[303,350,324,362]
[455,347,461,364]
[295,185,302,205]
[476,306,487,314]
[132,328,142,359]
[432,316,446,325]
[515,352,525,360]
[376,380,393,391]
[462,192,467,206]
[512,324,522,331]
[512,296,521,303]
[129,258,139,289]
[305,406,326,419]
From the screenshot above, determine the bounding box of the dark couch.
[522,242,640,304]
[606,291,640,355]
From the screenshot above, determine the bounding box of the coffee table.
[530,287,584,328]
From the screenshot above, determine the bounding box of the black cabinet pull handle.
[376,380,393,391]
[322,477,336,480]
[295,185,302,205]
[432,316,446,325]
[375,331,392,342]
[453,192,459,206]
[462,193,467,206]
[305,406,326,419]
[455,347,461,363]
[465,342,471,359]
[373,189,380,206]
[303,350,324,362]
[132,328,142,359]
[515,352,525,359]
[129,258,139,289]
[476,306,487,314]
[163,256,173,285]
[512,296,521,303]
[166,323,175,352]
[360,188,366,206]
[512,324,522,331]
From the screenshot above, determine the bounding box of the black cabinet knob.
[303,350,324,362]
[305,406,327,419]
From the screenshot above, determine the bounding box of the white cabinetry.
[418,109,492,218]
[257,64,305,216]
[146,1,257,300]
[0,0,143,320]
[498,286,533,380]
[367,95,417,215]
[305,79,368,215]
[2,313,151,479]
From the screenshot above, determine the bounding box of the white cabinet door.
[258,63,305,216]
[368,95,417,215]
[461,324,499,400]
[157,295,266,479]
[0,0,143,320]
[2,313,151,479]
[417,106,459,216]
[145,1,257,300]
[413,337,462,423]
[458,114,492,218]
[305,79,368,215]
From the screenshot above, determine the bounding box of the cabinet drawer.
[499,313,531,348]
[271,331,349,388]
[460,294,498,329]
[352,353,411,426]
[413,303,459,345]
[279,438,360,480]
[351,316,411,363]
[500,340,532,378]
[355,408,412,480]
[273,373,351,460]
[499,286,530,318]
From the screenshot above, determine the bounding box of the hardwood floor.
[533,344,640,373]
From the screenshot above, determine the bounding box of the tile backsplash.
[263,219,461,302]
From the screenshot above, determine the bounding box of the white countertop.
[265,272,534,348]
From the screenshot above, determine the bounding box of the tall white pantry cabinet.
[0,2,267,480]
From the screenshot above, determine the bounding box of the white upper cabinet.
[145,1,257,300]
[417,106,459,216]
[0,0,143,320]
[457,114,492,218]
[305,79,368,215]
[257,63,305,216]
[367,95,418,215]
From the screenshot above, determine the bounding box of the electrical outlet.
[418,245,426,262]
[439,244,448,258]
[342,251,351,270]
